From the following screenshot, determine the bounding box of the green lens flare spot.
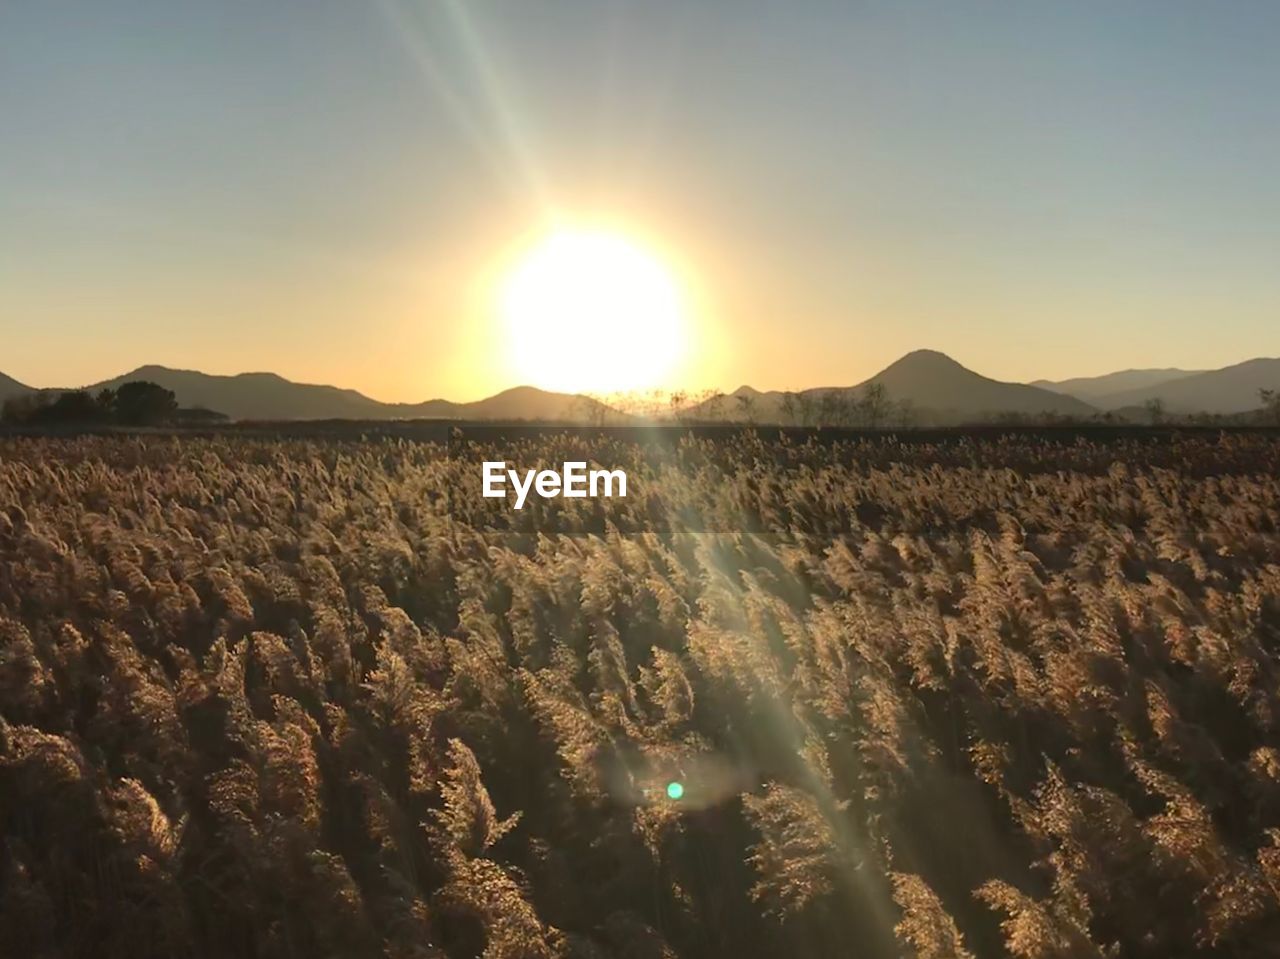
[666,781,684,801]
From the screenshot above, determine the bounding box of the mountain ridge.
[1087,357,1280,413]
[1032,368,1203,401]
[5,350,1280,422]
[0,373,33,398]
[866,349,1093,416]
[0,364,610,423]
[695,349,1095,424]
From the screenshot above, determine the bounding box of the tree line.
[579,384,1280,428]
[1,381,181,427]
[577,383,914,427]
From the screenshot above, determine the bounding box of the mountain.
[17,351,1275,424]
[1033,368,1200,402]
[0,373,33,400]
[441,385,605,421]
[73,365,611,422]
[862,350,1094,418]
[1088,357,1280,413]
[707,350,1095,423]
[87,366,386,420]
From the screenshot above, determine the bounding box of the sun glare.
[500,229,687,395]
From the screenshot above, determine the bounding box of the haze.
[3,1,1279,401]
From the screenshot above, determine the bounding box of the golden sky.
[3,2,1279,400]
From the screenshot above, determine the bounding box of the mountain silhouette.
[8,365,615,422]
[0,373,32,400]
[862,350,1093,417]
[429,385,603,420]
[86,366,387,420]
[8,352,1278,424]
[1087,357,1280,413]
[708,350,1094,423]
[1032,368,1201,402]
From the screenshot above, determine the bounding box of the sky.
[3,1,1279,401]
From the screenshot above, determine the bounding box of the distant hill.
[85,366,385,421]
[69,365,613,423]
[704,350,1095,424]
[0,373,33,400]
[1089,357,1280,413]
[1033,368,1200,402]
[433,385,610,421]
[863,350,1094,418]
[11,351,1277,425]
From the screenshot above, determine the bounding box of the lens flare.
[666,781,685,801]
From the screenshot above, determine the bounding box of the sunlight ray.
[374,0,553,212]
[441,0,553,213]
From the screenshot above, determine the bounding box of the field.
[3,431,1280,958]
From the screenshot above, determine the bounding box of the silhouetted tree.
[574,393,610,426]
[894,397,917,428]
[795,392,816,426]
[1,393,49,423]
[1,389,118,424]
[668,389,688,423]
[780,392,799,425]
[861,382,890,428]
[701,390,726,422]
[1259,388,1280,426]
[818,390,841,426]
[833,390,856,426]
[31,390,105,423]
[113,381,178,425]
[1144,397,1166,426]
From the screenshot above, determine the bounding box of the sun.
[499,228,687,395]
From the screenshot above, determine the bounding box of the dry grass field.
[3,432,1280,958]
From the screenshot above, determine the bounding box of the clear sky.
[3,1,1279,400]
